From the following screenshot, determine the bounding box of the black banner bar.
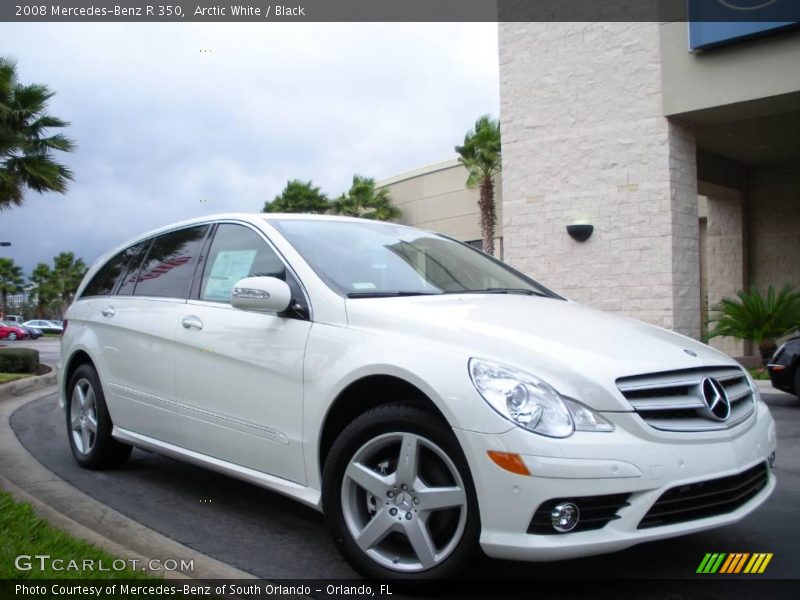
[3,0,800,23]
[2,579,800,600]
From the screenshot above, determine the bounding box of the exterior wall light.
[566,224,593,242]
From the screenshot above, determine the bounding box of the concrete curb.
[0,369,57,401]
[756,379,793,397]
[0,388,256,580]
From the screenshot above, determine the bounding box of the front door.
[174,223,311,484]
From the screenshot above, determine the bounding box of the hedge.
[0,348,40,374]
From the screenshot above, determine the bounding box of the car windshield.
[269,218,559,299]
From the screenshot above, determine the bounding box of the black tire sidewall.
[322,404,481,581]
[66,364,129,469]
[793,365,800,398]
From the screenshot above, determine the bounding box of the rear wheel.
[323,404,480,580]
[66,364,131,469]
[7,332,16,340]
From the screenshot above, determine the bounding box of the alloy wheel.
[70,378,98,455]
[340,432,468,572]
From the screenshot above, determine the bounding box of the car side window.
[116,240,152,296]
[199,224,287,304]
[81,248,132,297]
[132,225,210,299]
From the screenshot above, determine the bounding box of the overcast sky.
[0,23,499,274]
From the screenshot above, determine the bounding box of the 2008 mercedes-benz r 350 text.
[59,214,776,580]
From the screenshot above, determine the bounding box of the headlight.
[469,358,613,437]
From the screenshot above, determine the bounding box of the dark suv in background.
[768,337,800,398]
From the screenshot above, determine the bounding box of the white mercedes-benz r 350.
[59,214,776,580]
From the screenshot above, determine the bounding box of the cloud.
[0,22,498,273]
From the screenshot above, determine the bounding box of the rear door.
[95,225,210,443]
[174,222,312,483]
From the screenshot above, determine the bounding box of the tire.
[322,403,481,581]
[794,366,800,399]
[7,332,16,340]
[66,364,132,469]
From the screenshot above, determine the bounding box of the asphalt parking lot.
[9,385,799,590]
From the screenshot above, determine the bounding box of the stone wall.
[749,165,800,292]
[498,22,701,337]
[706,191,746,356]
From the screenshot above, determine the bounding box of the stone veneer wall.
[706,191,746,356]
[498,22,701,338]
[749,165,800,293]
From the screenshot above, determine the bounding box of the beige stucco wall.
[660,23,800,117]
[378,160,503,253]
[499,22,701,338]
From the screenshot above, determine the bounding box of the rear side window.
[132,225,210,299]
[116,240,151,296]
[82,247,135,297]
[199,224,286,303]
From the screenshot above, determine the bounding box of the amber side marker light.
[487,451,531,476]
[768,364,785,371]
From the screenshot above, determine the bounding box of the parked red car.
[0,323,28,340]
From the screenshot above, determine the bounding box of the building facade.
[380,22,800,358]
[378,159,504,255]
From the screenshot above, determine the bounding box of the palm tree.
[0,257,24,313]
[0,57,75,210]
[263,179,330,214]
[30,262,58,318]
[50,252,87,315]
[330,175,400,221]
[708,285,800,364]
[455,115,501,255]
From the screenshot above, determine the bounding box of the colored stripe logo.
[697,553,773,574]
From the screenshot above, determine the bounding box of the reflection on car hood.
[346,294,739,411]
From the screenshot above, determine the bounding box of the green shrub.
[708,285,800,364]
[0,348,39,373]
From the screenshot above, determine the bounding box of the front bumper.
[455,401,777,561]
[767,364,794,394]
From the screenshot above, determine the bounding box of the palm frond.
[0,56,75,208]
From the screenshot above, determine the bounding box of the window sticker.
[352,282,376,290]
[203,250,257,301]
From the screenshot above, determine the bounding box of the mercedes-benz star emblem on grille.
[701,377,731,421]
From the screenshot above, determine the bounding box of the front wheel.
[322,404,481,580]
[7,332,16,340]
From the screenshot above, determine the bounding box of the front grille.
[638,462,769,529]
[616,366,755,432]
[528,493,631,534]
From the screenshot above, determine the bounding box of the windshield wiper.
[441,288,547,296]
[346,291,440,298]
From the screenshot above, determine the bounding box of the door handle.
[181,315,203,330]
[101,306,115,317]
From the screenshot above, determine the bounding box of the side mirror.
[230,276,292,314]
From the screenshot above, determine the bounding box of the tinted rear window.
[116,240,151,295]
[132,225,210,299]
[82,248,133,297]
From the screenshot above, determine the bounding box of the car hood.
[345,294,739,411]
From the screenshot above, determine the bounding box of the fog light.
[768,452,776,469]
[551,503,580,533]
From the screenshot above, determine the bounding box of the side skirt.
[112,426,322,511]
